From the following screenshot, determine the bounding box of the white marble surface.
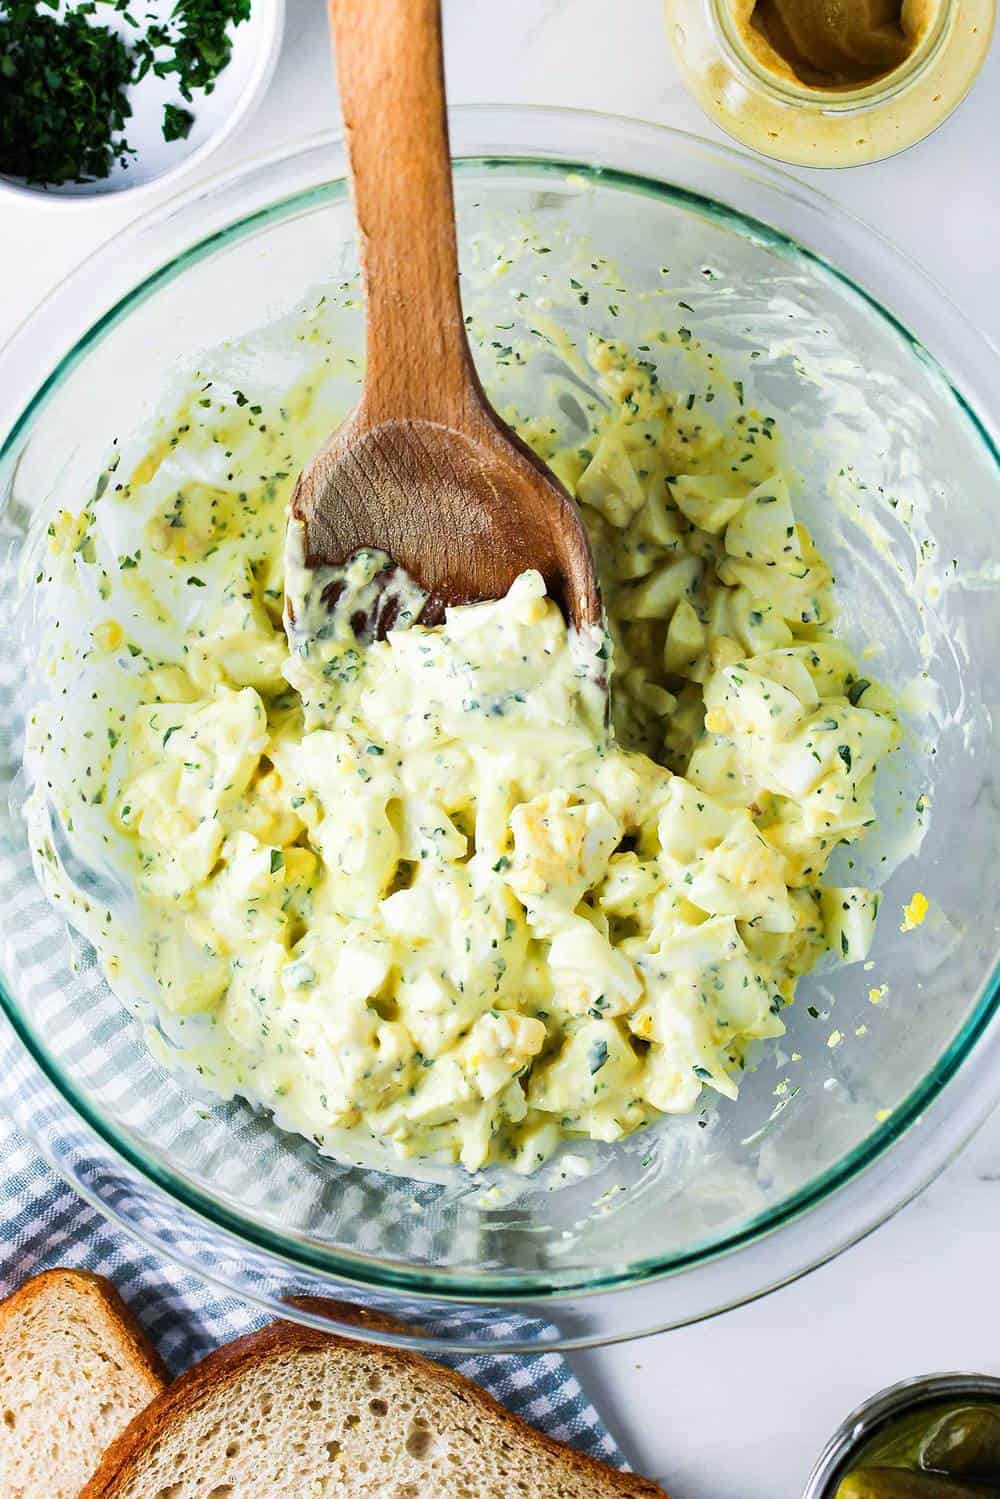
[1,2,998,1495]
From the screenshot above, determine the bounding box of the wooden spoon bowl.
[288,0,601,633]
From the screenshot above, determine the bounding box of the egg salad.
[27,335,899,1175]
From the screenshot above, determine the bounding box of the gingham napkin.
[0,1047,626,1471]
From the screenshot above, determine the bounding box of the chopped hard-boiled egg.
[27,336,901,1176]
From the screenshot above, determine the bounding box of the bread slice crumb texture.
[0,1269,167,1499]
[83,1304,666,1498]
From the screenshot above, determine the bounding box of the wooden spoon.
[287,0,601,634]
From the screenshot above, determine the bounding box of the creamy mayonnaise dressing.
[26,337,899,1175]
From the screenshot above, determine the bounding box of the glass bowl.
[0,108,997,1353]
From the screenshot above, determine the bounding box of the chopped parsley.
[0,2,134,184]
[162,102,194,142]
[589,1040,609,1075]
[0,0,250,187]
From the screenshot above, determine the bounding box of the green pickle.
[834,1400,1000,1498]
[922,1409,1000,1480]
[836,1468,1000,1497]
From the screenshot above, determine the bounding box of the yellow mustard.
[665,0,994,166]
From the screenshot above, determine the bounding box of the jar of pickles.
[664,0,995,166]
[805,1375,1000,1497]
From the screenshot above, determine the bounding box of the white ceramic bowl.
[0,0,285,205]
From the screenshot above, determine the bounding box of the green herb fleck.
[589,1040,609,1075]
[162,102,194,142]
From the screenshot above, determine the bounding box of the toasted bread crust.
[83,1296,665,1498]
[0,1268,168,1499]
[0,1268,168,1391]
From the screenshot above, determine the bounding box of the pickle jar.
[804,1374,1000,1497]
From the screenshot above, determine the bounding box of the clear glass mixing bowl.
[0,108,997,1353]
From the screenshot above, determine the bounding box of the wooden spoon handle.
[328,0,477,426]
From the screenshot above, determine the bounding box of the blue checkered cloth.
[0,1070,626,1470]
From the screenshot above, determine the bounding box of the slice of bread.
[83,1296,667,1498]
[0,1268,168,1499]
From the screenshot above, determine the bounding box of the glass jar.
[804,1375,1000,1497]
[665,0,995,166]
